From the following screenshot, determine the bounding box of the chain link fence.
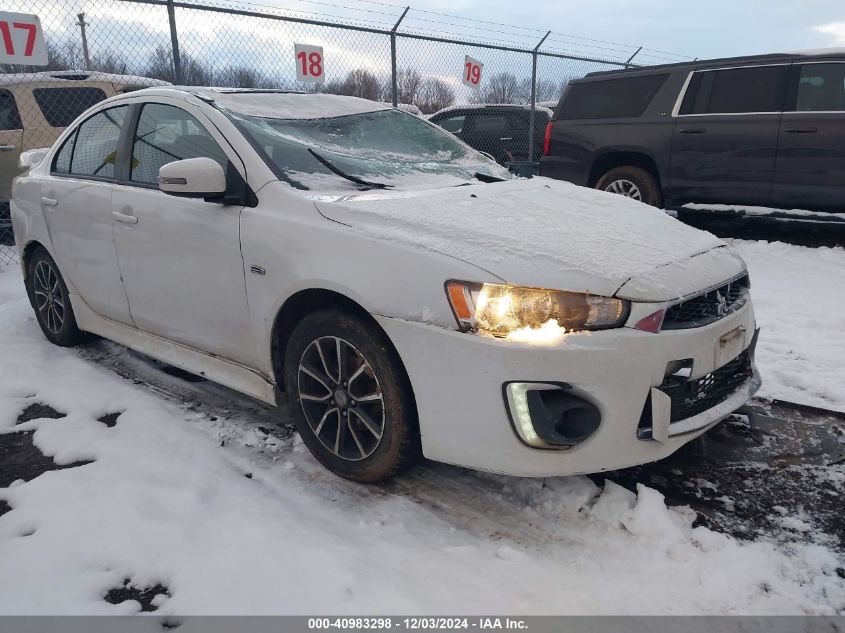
[0,0,692,263]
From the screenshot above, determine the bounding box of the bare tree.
[145,45,211,85]
[415,77,455,114]
[384,67,422,104]
[336,68,382,100]
[215,65,277,89]
[474,72,520,104]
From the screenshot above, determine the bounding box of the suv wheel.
[25,247,85,347]
[595,166,663,207]
[283,309,419,482]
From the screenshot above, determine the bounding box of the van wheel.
[595,166,663,207]
[283,309,419,483]
[25,247,84,347]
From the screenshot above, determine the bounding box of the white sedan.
[11,87,760,482]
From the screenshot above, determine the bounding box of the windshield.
[227,108,512,191]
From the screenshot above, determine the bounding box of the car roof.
[0,70,171,87]
[108,86,393,119]
[579,47,845,81]
[429,103,554,118]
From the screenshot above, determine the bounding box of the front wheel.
[595,166,663,207]
[25,246,84,347]
[283,310,419,482]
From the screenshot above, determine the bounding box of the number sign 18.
[295,44,325,82]
[0,11,47,66]
[462,56,483,89]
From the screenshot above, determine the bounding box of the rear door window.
[558,74,669,120]
[791,63,845,112]
[680,65,789,115]
[32,87,108,128]
[0,89,22,130]
[68,106,128,179]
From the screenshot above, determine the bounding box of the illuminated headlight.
[446,281,629,337]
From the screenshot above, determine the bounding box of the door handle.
[0,145,16,152]
[679,128,706,134]
[112,210,138,225]
[40,197,58,207]
[785,127,817,134]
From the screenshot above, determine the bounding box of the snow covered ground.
[731,240,845,412]
[0,240,844,615]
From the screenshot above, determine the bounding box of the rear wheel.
[283,309,419,482]
[595,166,663,207]
[25,247,84,347]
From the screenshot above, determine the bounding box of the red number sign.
[462,56,483,88]
[294,44,325,82]
[0,12,47,66]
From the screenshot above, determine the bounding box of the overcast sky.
[264,0,845,62]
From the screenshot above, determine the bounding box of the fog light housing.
[504,382,601,448]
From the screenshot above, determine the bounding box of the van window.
[0,89,22,130]
[69,106,128,178]
[680,65,789,115]
[557,74,669,120]
[32,87,108,128]
[792,63,845,112]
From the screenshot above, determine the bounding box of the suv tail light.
[542,121,553,156]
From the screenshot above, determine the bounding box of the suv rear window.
[557,74,669,120]
[680,65,789,115]
[32,87,108,127]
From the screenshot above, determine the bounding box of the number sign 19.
[295,44,325,82]
[0,12,47,66]
[462,56,483,89]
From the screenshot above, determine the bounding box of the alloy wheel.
[604,179,642,201]
[33,260,65,335]
[297,336,386,461]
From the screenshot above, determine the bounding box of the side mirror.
[20,148,49,173]
[158,157,226,199]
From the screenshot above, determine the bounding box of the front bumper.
[376,300,759,477]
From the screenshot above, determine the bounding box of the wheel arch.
[270,288,415,405]
[588,150,662,189]
[21,239,47,280]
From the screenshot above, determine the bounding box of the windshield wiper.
[307,148,391,190]
[473,172,506,183]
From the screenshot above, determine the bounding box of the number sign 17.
[463,56,483,88]
[295,44,325,82]
[0,12,48,66]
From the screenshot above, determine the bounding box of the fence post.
[528,30,551,163]
[625,46,642,68]
[166,0,183,83]
[390,7,410,107]
[76,13,91,71]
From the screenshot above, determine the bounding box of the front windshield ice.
[228,108,513,191]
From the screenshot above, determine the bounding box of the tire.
[595,166,663,207]
[283,309,419,482]
[25,246,84,347]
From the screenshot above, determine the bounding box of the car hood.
[313,178,744,301]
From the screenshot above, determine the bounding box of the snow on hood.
[315,178,739,299]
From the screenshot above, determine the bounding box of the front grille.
[638,349,753,434]
[662,275,749,330]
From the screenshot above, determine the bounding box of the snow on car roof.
[172,87,392,119]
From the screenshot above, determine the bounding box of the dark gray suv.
[539,51,845,211]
